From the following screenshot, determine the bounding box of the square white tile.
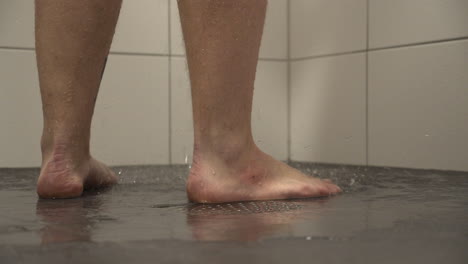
[170,0,288,59]
[0,1,34,48]
[368,39,468,171]
[369,0,468,49]
[0,50,42,167]
[170,57,288,164]
[290,0,367,59]
[259,0,288,59]
[169,57,193,164]
[252,60,288,160]
[92,55,170,165]
[169,0,185,56]
[111,0,169,54]
[290,53,367,165]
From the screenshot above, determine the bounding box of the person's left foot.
[37,144,117,198]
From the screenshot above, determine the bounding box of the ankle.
[40,136,90,166]
[194,134,256,164]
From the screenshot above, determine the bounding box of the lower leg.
[178,0,341,203]
[35,0,122,198]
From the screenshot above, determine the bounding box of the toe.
[319,185,333,196]
[327,183,342,194]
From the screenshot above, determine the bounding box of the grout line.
[172,53,288,61]
[168,0,172,164]
[368,36,468,52]
[258,57,288,62]
[290,50,367,61]
[2,36,467,58]
[287,35,468,61]
[286,0,291,162]
[0,46,288,61]
[0,46,172,57]
[365,0,370,166]
[0,46,34,51]
[110,51,169,57]
[171,54,186,58]
[105,51,171,57]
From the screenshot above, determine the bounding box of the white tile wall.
[91,55,169,165]
[0,1,35,48]
[170,57,288,164]
[0,50,42,167]
[368,40,468,171]
[0,50,170,167]
[290,0,367,59]
[111,0,168,54]
[369,0,468,49]
[2,0,468,171]
[170,0,288,59]
[289,0,468,171]
[290,53,367,165]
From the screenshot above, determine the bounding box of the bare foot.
[187,145,342,203]
[37,145,117,199]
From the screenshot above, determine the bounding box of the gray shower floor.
[0,163,467,264]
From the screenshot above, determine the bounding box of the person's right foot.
[37,144,117,199]
[187,144,342,203]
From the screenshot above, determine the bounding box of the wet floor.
[0,163,467,263]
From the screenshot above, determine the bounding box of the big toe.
[309,179,341,196]
[325,182,342,194]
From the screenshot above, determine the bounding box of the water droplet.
[306,236,311,240]
[118,170,122,175]
[184,155,188,164]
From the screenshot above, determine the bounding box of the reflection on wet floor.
[36,199,94,244]
[0,163,467,263]
[187,201,305,241]
[35,193,328,243]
